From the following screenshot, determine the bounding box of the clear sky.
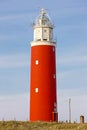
[0,0,87,122]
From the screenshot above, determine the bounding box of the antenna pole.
[69,98,71,123]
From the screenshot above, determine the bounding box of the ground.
[0,121,87,130]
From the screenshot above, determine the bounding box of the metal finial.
[40,8,46,15]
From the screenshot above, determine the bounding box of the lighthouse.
[30,9,58,122]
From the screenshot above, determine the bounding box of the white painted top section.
[31,41,56,47]
[31,9,56,47]
[34,27,53,42]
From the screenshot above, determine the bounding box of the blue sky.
[0,0,87,122]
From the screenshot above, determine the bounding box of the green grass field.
[0,121,87,130]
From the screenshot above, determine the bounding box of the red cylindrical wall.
[30,45,58,121]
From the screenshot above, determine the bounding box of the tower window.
[54,102,57,107]
[37,39,41,41]
[44,30,47,32]
[53,74,56,79]
[35,60,39,65]
[43,39,47,41]
[35,88,38,93]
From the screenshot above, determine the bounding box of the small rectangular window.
[53,74,56,79]
[37,39,41,41]
[44,30,46,32]
[43,39,47,41]
[35,60,39,65]
[35,88,38,93]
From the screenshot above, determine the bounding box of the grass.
[0,121,87,130]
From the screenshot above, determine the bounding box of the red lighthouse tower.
[30,9,58,122]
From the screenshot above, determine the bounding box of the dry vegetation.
[0,121,87,130]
